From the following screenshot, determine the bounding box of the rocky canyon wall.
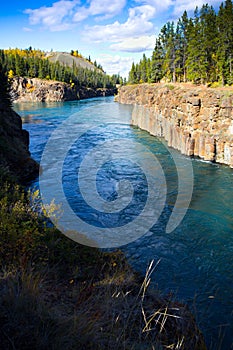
[0,101,39,182]
[11,77,116,103]
[115,84,233,167]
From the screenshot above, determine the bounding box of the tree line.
[128,0,233,85]
[0,48,121,89]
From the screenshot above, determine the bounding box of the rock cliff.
[11,77,116,103]
[115,83,233,167]
[0,101,39,182]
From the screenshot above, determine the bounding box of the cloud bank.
[24,0,222,75]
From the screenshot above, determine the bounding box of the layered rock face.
[11,77,116,103]
[0,102,39,182]
[115,84,233,167]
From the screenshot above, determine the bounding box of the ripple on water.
[15,97,233,350]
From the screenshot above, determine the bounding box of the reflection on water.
[21,114,43,124]
[14,97,233,350]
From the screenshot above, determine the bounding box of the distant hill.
[45,51,99,72]
[0,48,118,90]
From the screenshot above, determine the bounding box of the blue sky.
[0,0,222,77]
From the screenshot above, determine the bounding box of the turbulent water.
[15,97,233,349]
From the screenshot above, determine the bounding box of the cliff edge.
[11,77,116,103]
[0,99,39,182]
[115,83,233,167]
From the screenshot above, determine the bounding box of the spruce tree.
[0,64,12,109]
[151,38,164,82]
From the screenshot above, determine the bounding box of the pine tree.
[140,54,148,83]
[176,11,189,82]
[216,0,233,84]
[186,8,207,83]
[128,62,137,84]
[199,4,218,82]
[160,22,177,82]
[0,64,12,108]
[15,54,25,76]
[151,38,164,82]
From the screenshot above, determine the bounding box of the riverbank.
[0,103,38,182]
[0,169,206,349]
[115,83,233,167]
[0,97,207,349]
[11,77,117,103]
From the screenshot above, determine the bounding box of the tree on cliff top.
[0,64,12,109]
[128,0,233,85]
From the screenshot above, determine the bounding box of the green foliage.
[128,0,233,85]
[150,38,164,83]
[0,168,207,350]
[0,174,98,271]
[0,63,12,108]
[165,84,175,90]
[0,48,121,89]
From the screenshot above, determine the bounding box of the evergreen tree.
[140,54,148,83]
[0,48,118,90]
[199,4,218,82]
[128,62,137,84]
[160,22,177,82]
[127,0,233,86]
[151,38,164,82]
[186,8,207,83]
[176,11,189,82]
[216,0,233,84]
[15,54,25,76]
[0,64,12,108]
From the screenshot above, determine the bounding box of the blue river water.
[14,97,233,349]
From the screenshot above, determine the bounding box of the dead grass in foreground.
[0,170,206,349]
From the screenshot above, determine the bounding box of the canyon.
[11,77,116,103]
[115,83,233,167]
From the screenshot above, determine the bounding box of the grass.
[165,84,175,91]
[0,168,207,349]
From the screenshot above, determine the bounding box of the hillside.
[0,48,118,91]
[46,51,98,72]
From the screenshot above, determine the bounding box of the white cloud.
[172,0,221,16]
[134,0,173,12]
[133,0,221,17]
[96,54,134,77]
[24,0,78,31]
[83,5,156,43]
[24,0,126,31]
[110,35,155,52]
[73,0,126,22]
[23,27,33,32]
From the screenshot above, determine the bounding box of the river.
[14,96,233,350]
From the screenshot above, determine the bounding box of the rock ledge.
[115,83,233,167]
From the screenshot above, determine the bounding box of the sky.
[0,0,223,78]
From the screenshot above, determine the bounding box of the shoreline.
[11,76,117,103]
[115,83,233,168]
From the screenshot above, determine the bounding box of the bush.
[0,170,206,349]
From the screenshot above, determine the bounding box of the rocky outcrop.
[11,77,77,102]
[115,83,233,167]
[0,101,39,182]
[11,77,116,103]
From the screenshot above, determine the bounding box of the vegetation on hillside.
[0,169,206,350]
[0,48,122,89]
[129,0,233,86]
[0,64,12,108]
[70,49,104,71]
